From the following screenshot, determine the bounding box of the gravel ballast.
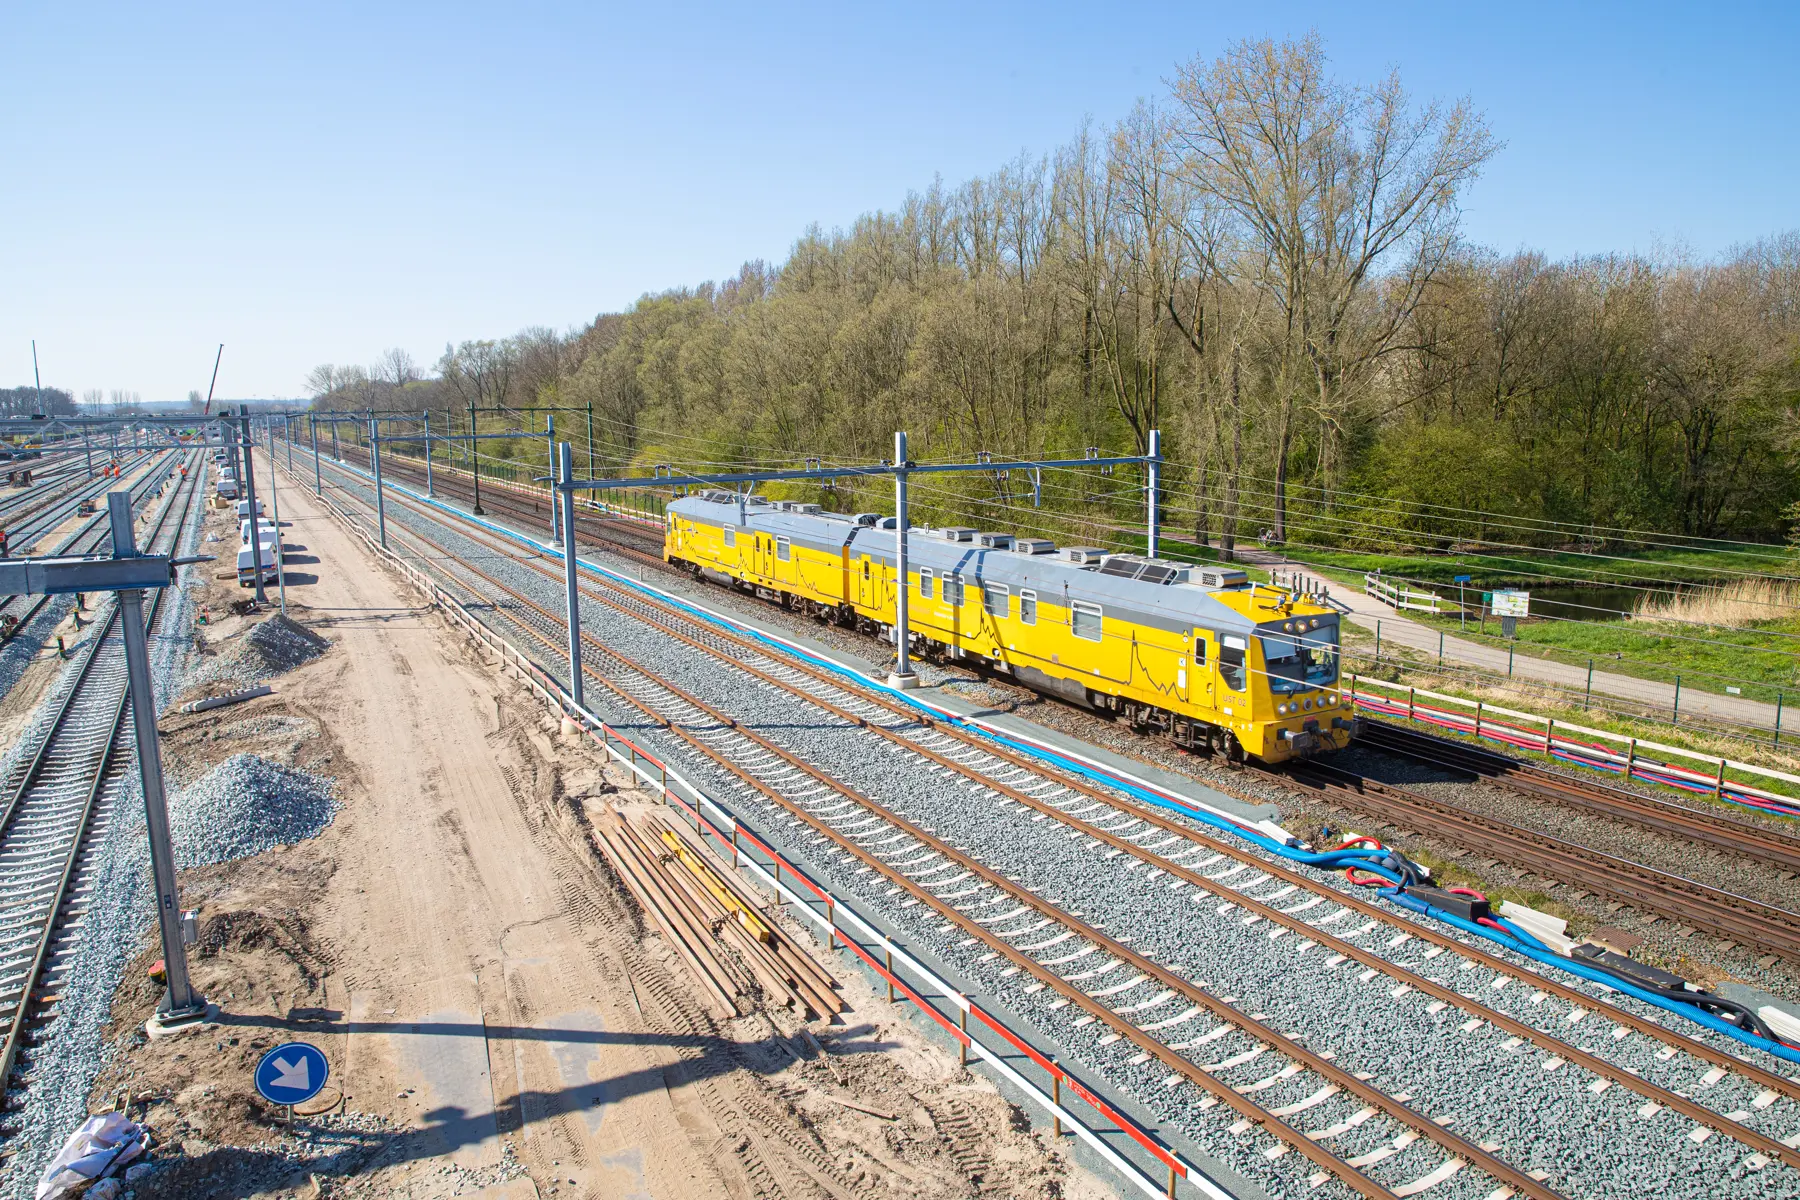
[1,467,212,1198]
[317,461,1800,1200]
[170,752,337,868]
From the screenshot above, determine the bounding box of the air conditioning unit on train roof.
[938,526,977,542]
[1061,546,1108,567]
[975,532,1013,549]
[1190,567,1251,590]
[852,513,880,527]
[1010,538,1056,555]
[792,503,822,514]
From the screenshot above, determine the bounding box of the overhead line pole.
[546,413,558,545]
[1146,428,1161,560]
[108,492,207,1028]
[468,400,484,515]
[425,410,434,498]
[238,406,267,604]
[890,430,917,689]
[371,417,387,549]
[560,442,583,708]
[310,415,321,495]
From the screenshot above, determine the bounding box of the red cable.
[1447,886,1487,902]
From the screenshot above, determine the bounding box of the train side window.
[862,559,871,579]
[1193,635,1207,664]
[982,582,1009,619]
[723,527,735,547]
[943,574,964,607]
[1019,589,1037,625]
[776,535,791,562]
[919,567,934,599]
[1071,601,1103,642]
[1220,634,1247,691]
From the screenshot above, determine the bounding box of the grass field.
[1395,608,1800,705]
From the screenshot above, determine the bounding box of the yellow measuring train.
[664,491,1357,764]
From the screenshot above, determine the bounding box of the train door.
[1191,630,1215,708]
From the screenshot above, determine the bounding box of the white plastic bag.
[34,1113,146,1200]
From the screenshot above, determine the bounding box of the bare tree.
[1168,34,1497,538]
[375,348,419,388]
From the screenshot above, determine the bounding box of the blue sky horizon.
[2,2,1795,401]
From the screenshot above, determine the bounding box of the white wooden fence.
[1365,573,1449,614]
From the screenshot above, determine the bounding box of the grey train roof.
[668,494,1268,636]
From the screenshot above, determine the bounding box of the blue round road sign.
[254,1042,329,1106]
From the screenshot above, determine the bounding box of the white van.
[236,545,278,587]
[234,499,265,518]
[239,519,279,547]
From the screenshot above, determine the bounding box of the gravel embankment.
[170,752,337,869]
[187,612,329,693]
[320,464,1800,1200]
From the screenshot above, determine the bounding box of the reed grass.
[1632,576,1800,626]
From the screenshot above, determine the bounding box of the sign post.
[1492,589,1529,640]
[1454,575,1471,631]
[254,1042,329,1120]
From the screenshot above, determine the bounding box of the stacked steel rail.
[0,454,204,1112]
[308,451,1800,1200]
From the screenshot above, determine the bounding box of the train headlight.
[1302,697,1312,710]
[1276,702,1289,715]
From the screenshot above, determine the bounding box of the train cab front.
[1253,610,1359,762]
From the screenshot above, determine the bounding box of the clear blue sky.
[2,1,1793,401]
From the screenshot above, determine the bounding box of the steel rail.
[1282,759,1800,963]
[388,478,1800,1158]
[0,456,204,1098]
[1358,721,1800,872]
[336,452,1800,1102]
[0,452,178,641]
[313,472,1569,1200]
[318,454,1800,1174]
[365,450,669,568]
[570,566,1800,1166]
[423,553,1532,1200]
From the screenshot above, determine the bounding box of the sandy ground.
[79,462,1106,1200]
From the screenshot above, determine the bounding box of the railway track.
[346,444,1800,958]
[0,455,204,1114]
[306,450,1800,1200]
[0,452,171,644]
[1357,720,1800,874]
[1277,756,1800,963]
[376,448,1800,954]
[357,449,673,570]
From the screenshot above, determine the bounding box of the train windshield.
[1257,622,1339,692]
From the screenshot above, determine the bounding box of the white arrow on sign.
[270,1056,310,1092]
